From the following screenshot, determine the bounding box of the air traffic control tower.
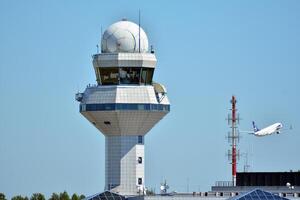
[76,20,170,195]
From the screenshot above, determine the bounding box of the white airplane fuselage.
[254,123,283,136]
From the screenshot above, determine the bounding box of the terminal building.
[213,172,300,195]
[84,172,300,200]
[76,19,300,200]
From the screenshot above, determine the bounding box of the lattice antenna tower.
[243,152,251,172]
[225,95,241,186]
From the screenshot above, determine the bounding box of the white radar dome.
[101,20,149,53]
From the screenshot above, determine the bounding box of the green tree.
[71,194,78,200]
[30,193,45,200]
[11,195,29,200]
[78,195,85,200]
[59,191,70,200]
[0,193,6,200]
[48,193,59,200]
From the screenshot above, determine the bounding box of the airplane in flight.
[242,121,291,137]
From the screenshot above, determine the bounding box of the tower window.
[138,136,143,144]
[140,68,154,85]
[99,68,119,85]
[98,67,154,85]
[138,157,142,164]
[119,67,140,84]
[104,121,111,125]
[138,178,142,185]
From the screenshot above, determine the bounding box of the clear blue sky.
[1,0,300,198]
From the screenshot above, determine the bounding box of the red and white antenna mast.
[226,95,240,186]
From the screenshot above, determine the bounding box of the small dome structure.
[101,20,149,53]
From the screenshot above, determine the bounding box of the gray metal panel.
[81,110,168,136]
[93,53,157,68]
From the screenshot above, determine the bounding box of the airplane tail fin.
[252,121,259,132]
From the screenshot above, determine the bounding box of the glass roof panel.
[234,189,291,200]
[85,191,126,200]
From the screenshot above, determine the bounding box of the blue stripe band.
[80,103,170,112]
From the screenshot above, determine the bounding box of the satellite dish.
[153,83,167,94]
[75,93,83,102]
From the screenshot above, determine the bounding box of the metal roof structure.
[85,191,126,200]
[230,189,289,200]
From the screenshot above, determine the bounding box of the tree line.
[0,192,85,200]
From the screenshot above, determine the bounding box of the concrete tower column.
[105,135,144,194]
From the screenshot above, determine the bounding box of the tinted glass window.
[99,68,119,85]
[141,68,154,85]
[138,178,142,185]
[138,136,143,144]
[83,103,170,112]
[98,67,154,85]
[120,67,140,84]
[138,157,142,164]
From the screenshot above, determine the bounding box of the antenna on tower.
[243,152,250,172]
[98,25,103,54]
[242,145,253,172]
[160,180,169,195]
[225,95,241,187]
[138,9,141,53]
[151,45,154,54]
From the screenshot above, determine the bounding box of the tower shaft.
[105,135,144,195]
